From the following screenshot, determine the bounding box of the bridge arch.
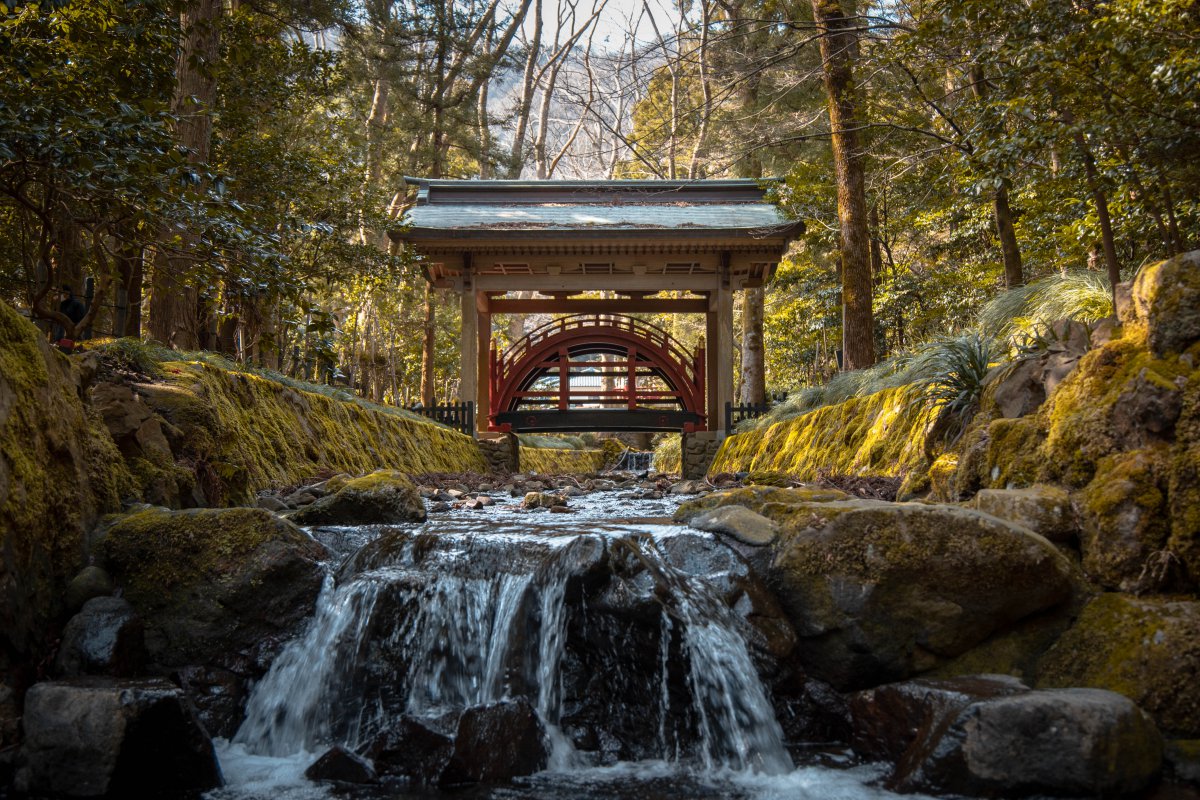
[489,314,707,432]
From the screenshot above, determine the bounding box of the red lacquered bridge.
[489,314,707,432]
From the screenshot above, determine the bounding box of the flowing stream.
[208,492,929,800]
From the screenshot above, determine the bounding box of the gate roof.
[389,178,804,292]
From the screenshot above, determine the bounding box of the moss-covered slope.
[107,357,486,506]
[0,303,131,662]
[709,385,935,479]
[519,446,607,475]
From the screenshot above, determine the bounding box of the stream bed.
[206,489,934,800]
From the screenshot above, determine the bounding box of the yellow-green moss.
[519,446,606,475]
[126,360,486,504]
[1037,592,1200,736]
[0,301,132,659]
[708,385,935,480]
[653,435,682,475]
[928,453,959,502]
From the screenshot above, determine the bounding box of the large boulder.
[15,677,223,798]
[98,506,329,668]
[1127,249,1200,357]
[366,715,456,785]
[851,676,1162,796]
[290,469,425,526]
[753,497,1077,689]
[1037,593,1200,737]
[54,596,146,678]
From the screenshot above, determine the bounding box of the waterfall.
[233,524,793,776]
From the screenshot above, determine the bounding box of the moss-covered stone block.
[1129,250,1200,356]
[971,485,1077,544]
[1037,593,1200,737]
[927,453,959,502]
[99,506,329,667]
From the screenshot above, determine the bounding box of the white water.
[212,509,929,800]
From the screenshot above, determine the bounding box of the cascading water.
[212,505,932,800]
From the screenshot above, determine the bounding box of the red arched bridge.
[489,314,707,432]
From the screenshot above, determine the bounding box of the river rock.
[54,596,146,677]
[176,666,247,739]
[440,699,548,785]
[522,491,566,509]
[970,485,1077,543]
[689,505,779,546]
[291,469,426,525]
[64,564,116,612]
[367,715,456,785]
[669,479,707,495]
[305,745,377,784]
[761,498,1077,689]
[255,494,288,512]
[1037,593,1200,736]
[98,506,329,668]
[15,677,222,798]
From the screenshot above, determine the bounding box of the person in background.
[53,284,87,351]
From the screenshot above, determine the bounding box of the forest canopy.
[1,0,1196,406]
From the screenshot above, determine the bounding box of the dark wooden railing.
[414,401,474,436]
[724,392,789,430]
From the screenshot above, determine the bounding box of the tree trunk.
[811,0,874,370]
[148,0,220,349]
[1074,130,1122,295]
[739,286,766,404]
[420,283,437,406]
[993,183,1024,287]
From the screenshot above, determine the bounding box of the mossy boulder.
[1128,249,1200,357]
[98,506,329,668]
[1037,593,1200,737]
[673,485,847,523]
[290,469,425,526]
[971,485,1077,544]
[1078,448,1174,591]
[761,499,1077,689]
[0,301,132,666]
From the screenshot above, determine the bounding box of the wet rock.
[284,490,318,507]
[305,745,377,784]
[561,485,587,497]
[774,675,853,746]
[971,485,1078,543]
[851,676,1163,796]
[763,498,1076,689]
[367,715,455,785]
[440,699,548,785]
[429,501,451,513]
[522,491,567,509]
[849,675,1029,764]
[255,494,288,512]
[292,470,426,525]
[673,485,848,523]
[99,506,329,668]
[175,666,246,739]
[911,688,1161,796]
[1037,593,1200,737]
[65,564,116,612]
[689,505,778,546]
[54,596,146,677]
[669,479,707,495]
[15,677,222,798]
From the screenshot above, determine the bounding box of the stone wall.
[682,432,723,479]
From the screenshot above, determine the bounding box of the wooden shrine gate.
[490,313,706,432]
[390,178,803,435]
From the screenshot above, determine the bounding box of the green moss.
[519,446,606,475]
[709,385,935,481]
[928,453,959,502]
[653,435,682,475]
